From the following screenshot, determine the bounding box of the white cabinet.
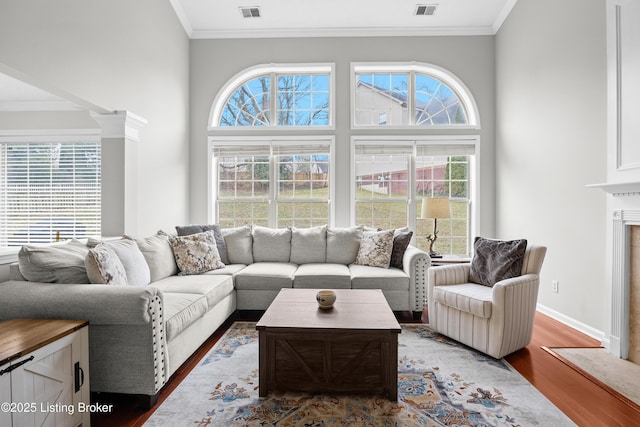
[0,319,90,427]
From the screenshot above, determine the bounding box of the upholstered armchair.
[427,241,547,359]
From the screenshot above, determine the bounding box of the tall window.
[211,64,334,128]
[352,63,479,128]
[353,139,475,256]
[212,139,333,228]
[0,140,101,246]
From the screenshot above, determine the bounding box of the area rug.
[144,322,575,426]
[546,347,640,409]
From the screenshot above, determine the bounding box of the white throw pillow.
[132,232,178,282]
[102,238,151,286]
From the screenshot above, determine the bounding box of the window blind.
[0,142,101,246]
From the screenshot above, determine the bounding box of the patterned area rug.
[145,322,575,426]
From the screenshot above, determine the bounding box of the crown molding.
[492,0,519,33]
[189,25,496,40]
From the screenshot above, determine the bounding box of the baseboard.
[536,304,606,344]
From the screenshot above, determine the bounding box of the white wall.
[0,0,191,236]
[190,36,496,232]
[495,0,608,332]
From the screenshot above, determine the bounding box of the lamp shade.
[421,197,451,219]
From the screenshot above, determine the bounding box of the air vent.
[240,6,261,18]
[415,4,437,16]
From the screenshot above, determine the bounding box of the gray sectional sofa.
[0,224,430,404]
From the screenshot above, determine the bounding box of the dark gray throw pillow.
[175,224,229,264]
[469,237,527,287]
[390,230,413,269]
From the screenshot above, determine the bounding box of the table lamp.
[421,197,451,258]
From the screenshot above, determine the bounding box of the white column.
[90,111,147,237]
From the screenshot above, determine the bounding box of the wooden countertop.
[0,318,89,368]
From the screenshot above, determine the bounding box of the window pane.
[355,73,409,126]
[217,201,269,228]
[415,73,468,125]
[416,155,471,255]
[355,153,409,228]
[277,154,329,198]
[214,141,332,227]
[220,75,270,126]
[277,74,330,126]
[277,201,328,228]
[218,155,269,198]
[0,142,101,246]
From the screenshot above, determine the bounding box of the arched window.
[352,62,479,128]
[210,64,334,128]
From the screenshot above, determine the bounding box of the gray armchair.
[427,244,547,358]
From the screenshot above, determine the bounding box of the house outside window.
[353,138,477,257]
[352,62,479,129]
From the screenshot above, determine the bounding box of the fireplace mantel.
[587,182,640,197]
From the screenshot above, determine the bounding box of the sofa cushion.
[222,225,253,264]
[469,237,528,287]
[175,224,229,265]
[349,264,409,291]
[293,263,351,289]
[252,226,291,262]
[151,274,234,310]
[18,239,90,284]
[169,231,225,275]
[326,226,363,264]
[290,226,327,264]
[133,232,178,282]
[162,292,209,341]
[234,262,297,291]
[201,264,247,276]
[85,244,128,286]
[433,283,493,318]
[102,238,151,286]
[354,229,394,268]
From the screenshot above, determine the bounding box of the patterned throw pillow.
[469,237,528,287]
[390,230,414,269]
[354,229,395,268]
[85,244,128,286]
[168,230,225,275]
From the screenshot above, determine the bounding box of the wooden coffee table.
[256,288,401,400]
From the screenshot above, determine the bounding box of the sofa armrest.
[0,279,168,396]
[0,280,163,326]
[402,245,431,311]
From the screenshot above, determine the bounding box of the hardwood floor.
[91,311,640,427]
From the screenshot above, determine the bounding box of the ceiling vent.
[415,4,437,16]
[240,6,261,18]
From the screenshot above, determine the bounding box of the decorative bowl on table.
[316,290,336,309]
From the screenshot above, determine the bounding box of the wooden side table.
[0,319,90,427]
[431,254,472,266]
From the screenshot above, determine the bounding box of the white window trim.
[351,135,480,252]
[208,135,336,226]
[350,62,481,130]
[209,63,336,131]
